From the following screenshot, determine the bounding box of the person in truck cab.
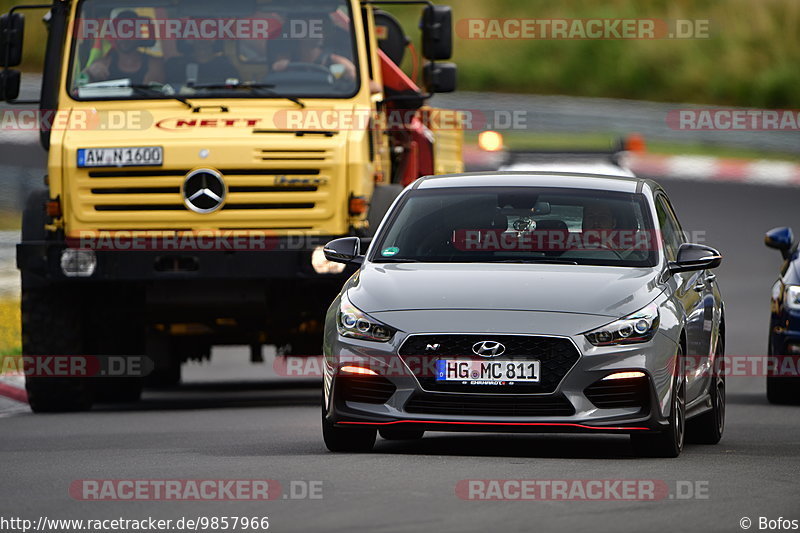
[270,12,357,82]
[165,38,239,87]
[83,10,165,85]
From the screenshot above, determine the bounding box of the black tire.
[631,345,685,458]
[379,428,424,441]
[322,403,376,453]
[95,378,143,404]
[767,376,799,404]
[90,295,144,404]
[687,342,725,444]
[22,287,94,413]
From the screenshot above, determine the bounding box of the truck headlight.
[337,293,396,342]
[312,246,346,274]
[784,285,800,310]
[584,302,659,346]
[60,249,96,277]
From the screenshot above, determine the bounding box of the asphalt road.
[1,177,799,533]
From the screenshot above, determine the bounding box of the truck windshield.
[371,187,659,268]
[69,0,360,101]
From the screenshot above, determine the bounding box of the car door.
[656,194,709,403]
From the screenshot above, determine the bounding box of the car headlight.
[785,286,800,310]
[337,293,396,342]
[584,302,660,346]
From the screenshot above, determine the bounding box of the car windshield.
[69,0,359,101]
[372,187,658,267]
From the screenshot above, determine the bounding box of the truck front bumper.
[17,237,355,282]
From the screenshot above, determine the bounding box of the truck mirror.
[420,5,452,61]
[0,12,25,67]
[423,62,456,93]
[0,68,20,101]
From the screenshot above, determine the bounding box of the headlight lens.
[337,293,396,342]
[785,286,800,310]
[584,302,660,346]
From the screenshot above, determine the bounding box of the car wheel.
[379,428,424,440]
[767,376,799,404]
[631,344,685,458]
[322,403,376,453]
[687,342,725,444]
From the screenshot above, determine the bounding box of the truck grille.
[72,147,337,232]
[398,334,580,394]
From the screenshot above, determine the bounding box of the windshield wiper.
[372,258,421,263]
[126,84,194,110]
[189,82,306,108]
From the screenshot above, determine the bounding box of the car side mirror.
[423,61,456,93]
[323,237,363,265]
[420,5,452,60]
[668,243,722,274]
[0,68,20,101]
[0,12,25,67]
[765,226,794,260]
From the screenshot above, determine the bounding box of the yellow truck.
[0,0,462,411]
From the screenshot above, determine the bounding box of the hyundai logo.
[471,341,506,357]
[183,168,226,214]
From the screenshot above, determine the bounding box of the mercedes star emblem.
[183,168,226,214]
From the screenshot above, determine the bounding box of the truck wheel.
[22,287,94,412]
[87,293,145,404]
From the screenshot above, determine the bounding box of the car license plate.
[77,147,163,168]
[436,360,540,383]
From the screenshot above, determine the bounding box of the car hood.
[348,262,664,319]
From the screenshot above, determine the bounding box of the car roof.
[499,161,636,177]
[414,171,652,194]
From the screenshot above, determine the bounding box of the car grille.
[584,376,650,410]
[398,334,580,393]
[405,391,575,417]
[337,376,397,405]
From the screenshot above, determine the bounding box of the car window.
[372,187,657,267]
[655,195,682,261]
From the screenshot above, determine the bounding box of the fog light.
[340,365,378,376]
[311,246,346,274]
[60,249,96,277]
[602,371,646,380]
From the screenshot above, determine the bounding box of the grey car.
[321,171,725,457]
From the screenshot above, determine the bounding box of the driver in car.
[84,10,165,85]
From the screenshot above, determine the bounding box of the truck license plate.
[77,147,163,168]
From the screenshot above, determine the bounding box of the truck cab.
[0,0,462,411]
